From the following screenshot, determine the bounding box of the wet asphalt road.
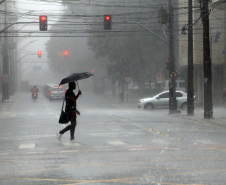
[0,91,225,185]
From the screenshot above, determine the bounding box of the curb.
[174,114,226,129]
[0,96,15,113]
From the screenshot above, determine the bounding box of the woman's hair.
[69,81,76,89]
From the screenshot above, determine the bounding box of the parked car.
[138,91,191,110]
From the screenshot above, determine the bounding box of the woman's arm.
[70,90,82,101]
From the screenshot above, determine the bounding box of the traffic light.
[64,50,68,57]
[39,15,47,31]
[104,15,111,30]
[38,51,42,58]
[166,62,169,70]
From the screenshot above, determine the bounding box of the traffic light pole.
[133,22,169,44]
[168,0,178,114]
[201,0,213,119]
[187,0,194,116]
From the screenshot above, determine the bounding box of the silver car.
[49,85,66,101]
[138,91,188,110]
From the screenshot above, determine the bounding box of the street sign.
[0,74,8,84]
[125,77,131,83]
[169,71,177,79]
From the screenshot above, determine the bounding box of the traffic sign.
[169,71,177,79]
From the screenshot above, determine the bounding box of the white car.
[138,91,188,110]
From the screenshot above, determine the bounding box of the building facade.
[178,0,226,106]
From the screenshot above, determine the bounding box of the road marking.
[129,148,147,151]
[195,140,215,145]
[9,114,16,117]
[60,150,79,153]
[108,141,125,145]
[151,139,170,145]
[9,99,17,113]
[27,152,44,154]
[0,153,9,155]
[63,142,81,147]
[19,144,35,149]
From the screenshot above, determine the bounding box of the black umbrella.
[59,72,94,86]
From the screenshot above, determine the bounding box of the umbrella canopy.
[59,72,94,85]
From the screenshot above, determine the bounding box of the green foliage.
[88,31,168,85]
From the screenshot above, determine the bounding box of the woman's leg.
[70,112,77,140]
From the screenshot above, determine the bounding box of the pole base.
[169,109,181,115]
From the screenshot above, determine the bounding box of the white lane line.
[0,153,9,155]
[9,115,16,117]
[27,152,44,154]
[19,144,35,149]
[108,141,125,145]
[60,150,79,153]
[63,142,81,147]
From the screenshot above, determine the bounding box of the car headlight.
[138,99,145,103]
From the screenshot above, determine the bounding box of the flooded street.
[0,92,225,184]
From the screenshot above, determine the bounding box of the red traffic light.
[39,15,47,31]
[64,50,68,56]
[40,16,47,21]
[38,51,42,58]
[104,15,111,30]
[105,15,111,21]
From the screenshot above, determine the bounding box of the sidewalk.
[102,91,226,129]
[0,97,15,115]
[176,106,226,129]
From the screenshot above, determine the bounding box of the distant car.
[48,85,66,101]
[44,83,57,98]
[138,91,190,110]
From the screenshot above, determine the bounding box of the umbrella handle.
[76,81,80,90]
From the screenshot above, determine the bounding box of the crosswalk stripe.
[108,141,125,145]
[19,144,35,149]
[62,142,81,147]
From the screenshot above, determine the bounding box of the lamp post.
[16,40,37,90]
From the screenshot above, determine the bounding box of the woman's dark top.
[65,89,76,113]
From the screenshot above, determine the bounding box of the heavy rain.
[0,0,226,184]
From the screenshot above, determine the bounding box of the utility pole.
[2,0,10,101]
[201,0,213,119]
[168,0,178,114]
[187,0,194,116]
